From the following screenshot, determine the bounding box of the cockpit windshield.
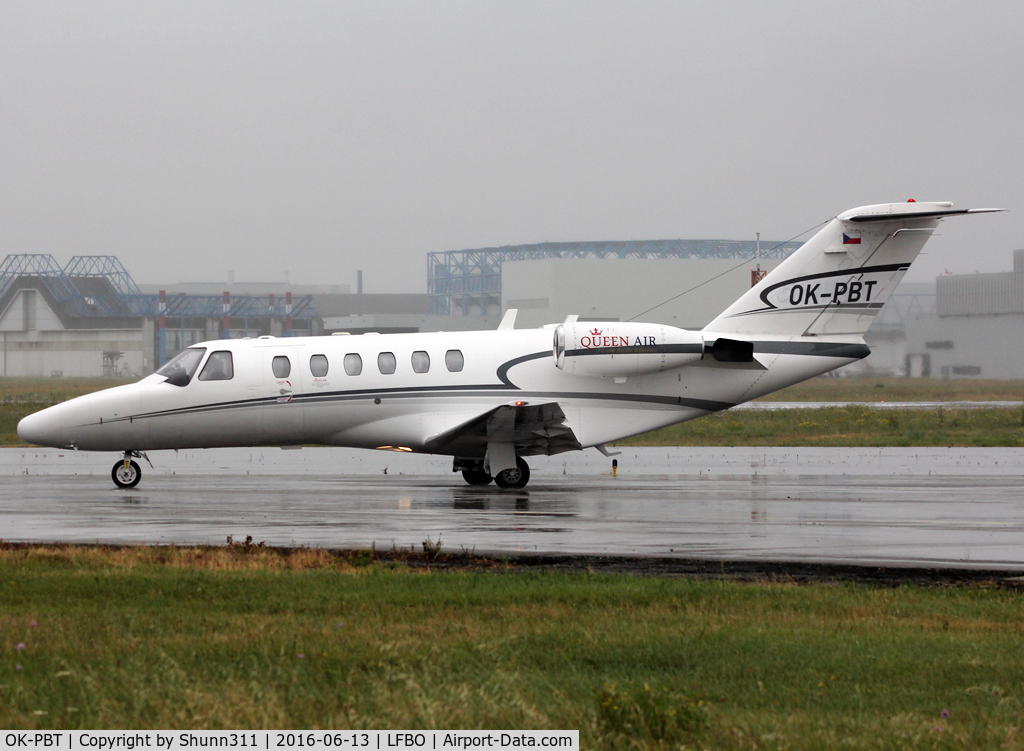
[156,347,207,387]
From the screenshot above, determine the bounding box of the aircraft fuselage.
[17,326,863,455]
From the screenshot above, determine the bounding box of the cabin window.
[344,353,362,376]
[310,354,329,377]
[198,351,234,381]
[272,355,291,378]
[411,350,430,373]
[445,349,464,372]
[156,347,206,387]
[377,352,397,375]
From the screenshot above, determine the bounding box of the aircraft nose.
[17,405,64,448]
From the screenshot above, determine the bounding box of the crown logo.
[589,328,602,337]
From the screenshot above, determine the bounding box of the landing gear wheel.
[462,469,493,486]
[112,459,141,489]
[494,457,530,489]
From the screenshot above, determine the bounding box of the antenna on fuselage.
[497,308,518,330]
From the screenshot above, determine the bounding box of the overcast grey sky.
[1,1,1021,292]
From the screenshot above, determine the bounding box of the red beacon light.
[907,198,916,202]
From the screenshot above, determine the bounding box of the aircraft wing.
[423,401,582,458]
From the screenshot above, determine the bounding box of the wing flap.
[423,401,581,458]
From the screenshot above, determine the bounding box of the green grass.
[1,546,1023,748]
[619,405,1024,447]
[763,376,1024,403]
[0,377,136,403]
[1,377,134,447]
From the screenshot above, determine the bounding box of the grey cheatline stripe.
[564,343,704,357]
[703,339,870,359]
[105,381,512,425]
[750,341,871,358]
[496,351,550,385]
[731,303,886,317]
[519,391,732,412]
[98,342,863,427]
[97,388,732,428]
[311,388,733,412]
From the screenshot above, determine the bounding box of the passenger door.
[259,346,305,442]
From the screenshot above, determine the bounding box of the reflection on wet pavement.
[2,446,1023,569]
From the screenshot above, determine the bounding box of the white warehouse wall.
[502,257,782,329]
[0,288,147,377]
[1,330,146,377]
[905,313,1024,379]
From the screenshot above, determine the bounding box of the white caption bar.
[0,732,579,751]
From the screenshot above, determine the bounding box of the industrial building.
[3,237,802,378]
[428,239,802,322]
[904,249,1024,378]
[141,283,501,336]
[0,255,315,377]
[501,255,784,329]
[4,240,1014,380]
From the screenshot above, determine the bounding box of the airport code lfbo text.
[0,734,578,751]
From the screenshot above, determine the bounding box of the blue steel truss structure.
[0,254,315,322]
[63,255,142,296]
[427,238,803,315]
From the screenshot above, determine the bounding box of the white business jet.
[18,201,1000,489]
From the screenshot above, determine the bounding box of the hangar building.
[428,239,801,328]
[8,238,1007,380]
[904,249,1024,378]
[0,255,315,377]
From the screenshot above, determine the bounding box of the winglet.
[594,443,622,457]
[498,309,518,330]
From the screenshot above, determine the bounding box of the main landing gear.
[494,457,530,489]
[456,456,531,489]
[111,451,143,489]
[462,468,493,486]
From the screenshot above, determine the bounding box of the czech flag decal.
[843,232,862,245]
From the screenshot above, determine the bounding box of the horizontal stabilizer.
[845,207,1003,223]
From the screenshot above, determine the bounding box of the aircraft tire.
[462,469,493,486]
[112,459,142,489]
[494,457,530,489]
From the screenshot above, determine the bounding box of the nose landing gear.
[111,451,144,489]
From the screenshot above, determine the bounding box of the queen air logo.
[579,328,658,349]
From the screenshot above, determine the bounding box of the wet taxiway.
[2,446,1023,569]
[737,400,1024,410]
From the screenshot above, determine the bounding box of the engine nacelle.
[553,321,704,376]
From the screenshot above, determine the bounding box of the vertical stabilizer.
[704,202,1001,337]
